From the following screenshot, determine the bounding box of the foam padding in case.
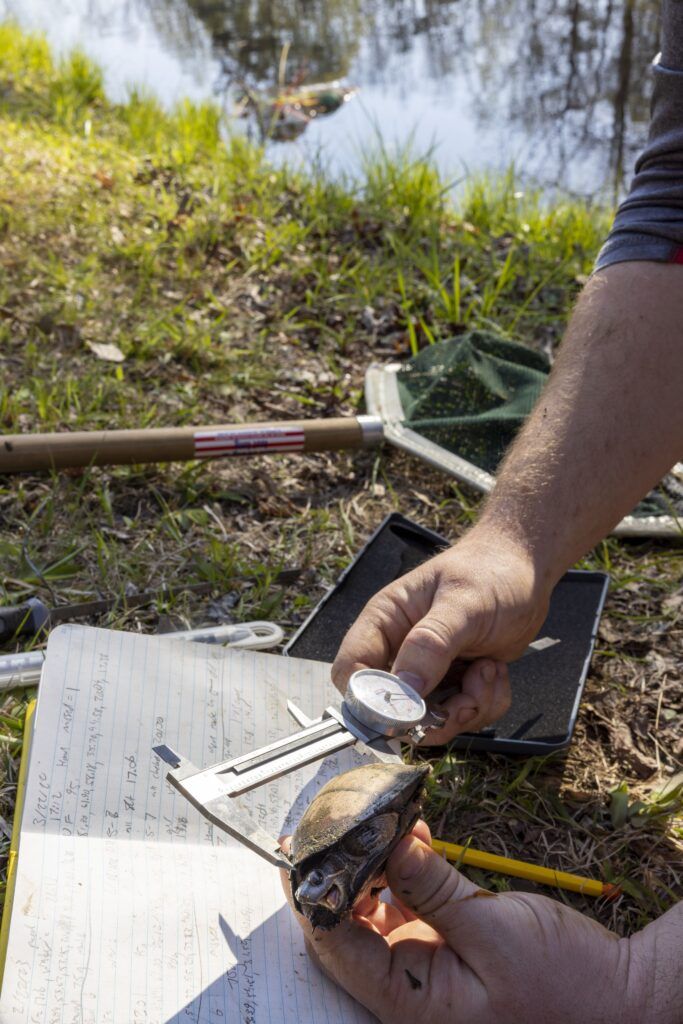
[285,514,608,755]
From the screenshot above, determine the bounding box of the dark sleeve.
[595,0,683,270]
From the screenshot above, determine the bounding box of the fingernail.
[457,707,478,727]
[392,838,426,880]
[396,670,427,694]
[482,661,496,684]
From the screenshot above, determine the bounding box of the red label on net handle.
[193,427,306,458]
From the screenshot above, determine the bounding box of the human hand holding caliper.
[333,265,683,747]
[332,529,545,743]
[319,260,683,1017]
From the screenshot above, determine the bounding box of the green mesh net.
[396,332,679,519]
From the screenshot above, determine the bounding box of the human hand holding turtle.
[282,818,679,1024]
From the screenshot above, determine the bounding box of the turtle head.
[295,859,347,915]
[294,812,398,925]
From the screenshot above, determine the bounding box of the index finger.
[331,589,413,691]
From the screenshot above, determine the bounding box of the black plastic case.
[285,513,608,755]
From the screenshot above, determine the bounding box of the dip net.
[365,331,681,536]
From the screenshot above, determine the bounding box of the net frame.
[365,361,681,539]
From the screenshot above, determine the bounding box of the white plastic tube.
[0,621,285,692]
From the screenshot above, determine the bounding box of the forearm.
[627,901,683,1023]
[479,262,683,590]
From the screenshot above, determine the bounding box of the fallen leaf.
[361,305,377,331]
[598,622,621,644]
[95,169,114,190]
[36,313,56,335]
[561,788,594,803]
[86,340,125,363]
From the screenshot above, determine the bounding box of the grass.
[0,22,681,937]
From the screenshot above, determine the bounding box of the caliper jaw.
[153,744,290,869]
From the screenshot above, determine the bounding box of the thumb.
[392,600,472,693]
[386,835,484,946]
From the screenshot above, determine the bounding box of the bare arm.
[333,12,683,733]
[479,261,683,593]
[332,263,683,738]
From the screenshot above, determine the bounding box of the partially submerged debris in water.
[289,762,430,929]
[237,81,357,141]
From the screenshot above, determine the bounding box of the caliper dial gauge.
[344,668,428,738]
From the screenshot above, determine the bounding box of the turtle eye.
[296,865,334,904]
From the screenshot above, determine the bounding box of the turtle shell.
[290,762,430,928]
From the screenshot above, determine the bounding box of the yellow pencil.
[0,700,36,987]
[431,838,621,900]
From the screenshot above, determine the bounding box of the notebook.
[0,624,373,1023]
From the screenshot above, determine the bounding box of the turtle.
[289,761,431,929]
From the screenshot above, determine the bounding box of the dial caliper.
[154,669,441,869]
[154,639,559,869]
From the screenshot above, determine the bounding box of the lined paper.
[0,625,374,1023]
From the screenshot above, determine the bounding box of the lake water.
[2,0,661,199]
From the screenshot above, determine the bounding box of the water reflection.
[453,0,661,195]
[161,0,661,195]
[4,0,662,196]
[183,0,365,86]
